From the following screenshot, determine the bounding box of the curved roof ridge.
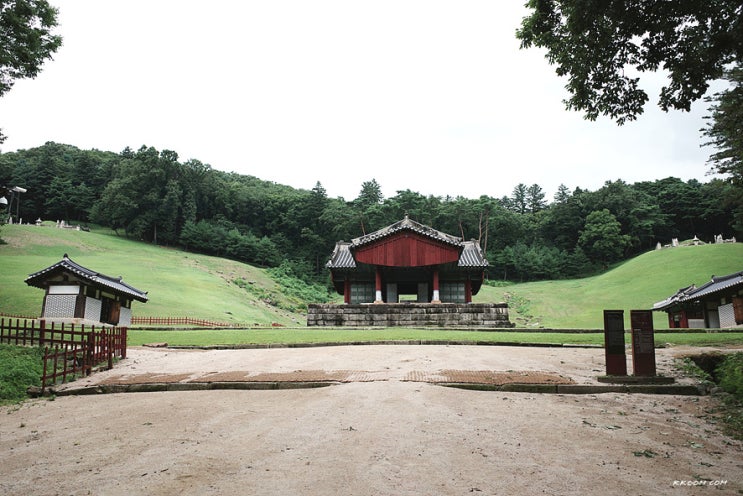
[25,255,148,302]
[351,215,462,248]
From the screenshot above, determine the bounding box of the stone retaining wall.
[307,303,514,327]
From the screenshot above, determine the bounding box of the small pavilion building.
[25,254,148,326]
[326,215,487,304]
[308,217,512,327]
[653,270,743,329]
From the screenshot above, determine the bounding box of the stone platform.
[306,302,514,327]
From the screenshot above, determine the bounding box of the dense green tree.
[578,209,631,264]
[1,0,62,142]
[517,0,743,124]
[354,179,383,209]
[634,177,707,240]
[702,66,743,232]
[582,180,665,252]
[2,141,739,284]
[539,187,586,251]
[383,190,437,228]
[526,184,547,213]
[508,183,528,214]
[553,184,571,204]
[699,179,742,237]
[90,146,187,242]
[703,66,743,183]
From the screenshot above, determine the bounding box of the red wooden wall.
[353,232,460,267]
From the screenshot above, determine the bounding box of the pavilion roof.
[326,217,488,269]
[25,254,149,302]
[653,270,743,311]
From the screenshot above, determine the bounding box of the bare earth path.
[1,345,741,495]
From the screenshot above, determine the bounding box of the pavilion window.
[440,282,466,303]
[350,283,375,304]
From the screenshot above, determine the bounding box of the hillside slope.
[478,243,743,329]
[2,225,741,329]
[0,224,304,325]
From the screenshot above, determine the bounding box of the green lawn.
[478,243,743,329]
[127,328,743,347]
[2,224,742,330]
[0,224,300,325]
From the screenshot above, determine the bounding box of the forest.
[0,142,740,285]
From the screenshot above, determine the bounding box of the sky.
[0,1,726,202]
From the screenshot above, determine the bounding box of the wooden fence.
[0,318,127,393]
[131,316,232,327]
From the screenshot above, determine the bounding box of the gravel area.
[1,344,741,495]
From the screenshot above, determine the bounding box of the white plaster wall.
[84,297,102,322]
[119,307,132,326]
[43,295,76,318]
[718,303,737,329]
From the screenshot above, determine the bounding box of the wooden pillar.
[343,278,351,304]
[680,310,689,328]
[431,268,441,303]
[465,279,472,303]
[374,266,383,303]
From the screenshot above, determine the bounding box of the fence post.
[121,327,128,359]
[86,332,94,376]
[41,346,49,395]
[107,330,113,370]
[39,319,46,348]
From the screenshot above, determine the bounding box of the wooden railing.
[0,318,127,393]
[130,316,233,327]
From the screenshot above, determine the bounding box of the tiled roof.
[326,217,488,269]
[351,215,462,248]
[690,271,743,300]
[326,242,356,269]
[25,254,149,302]
[653,270,743,310]
[458,240,488,267]
[652,285,697,311]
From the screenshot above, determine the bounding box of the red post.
[86,333,94,376]
[603,310,627,376]
[41,346,49,395]
[121,327,128,359]
[107,332,114,370]
[630,310,656,377]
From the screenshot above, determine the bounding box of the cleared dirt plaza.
[1,344,741,495]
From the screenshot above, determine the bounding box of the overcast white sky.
[0,1,725,201]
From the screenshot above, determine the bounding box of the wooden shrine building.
[327,215,487,304]
[653,270,743,329]
[308,216,513,327]
[25,254,148,326]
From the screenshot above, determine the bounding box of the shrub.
[0,344,43,404]
[716,352,743,402]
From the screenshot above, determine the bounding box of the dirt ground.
[1,344,742,495]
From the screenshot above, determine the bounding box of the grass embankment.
[681,352,743,440]
[0,224,305,326]
[479,243,743,329]
[127,328,743,347]
[2,224,742,330]
[0,344,42,405]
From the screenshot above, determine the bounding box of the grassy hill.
[0,224,311,326]
[1,224,741,329]
[477,242,743,329]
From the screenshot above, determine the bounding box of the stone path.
[51,343,726,395]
